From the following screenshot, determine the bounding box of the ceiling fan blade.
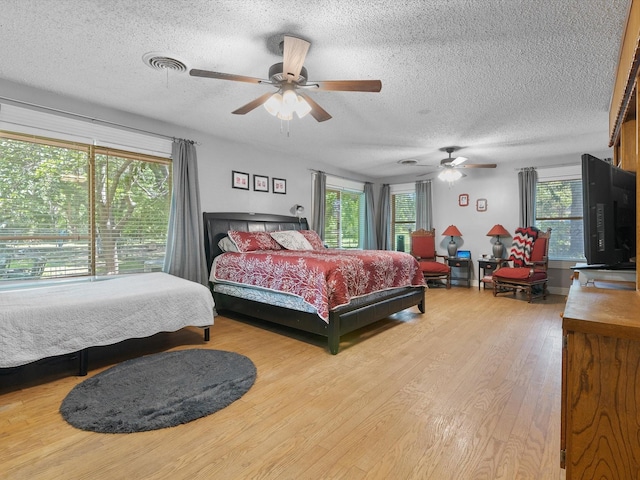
[282,36,310,83]
[190,69,266,84]
[451,156,468,166]
[231,92,274,115]
[311,80,382,92]
[298,92,332,122]
[458,163,497,168]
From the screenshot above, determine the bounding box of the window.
[322,175,365,249]
[324,188,364,248]
[536,174,584,260]
[0,132,171,281]
[391,191,415,252]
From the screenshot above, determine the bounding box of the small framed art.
[272,177,286,194]
[253,174,269,192]
[476,198,487,212]
[459,193,469,207]
[232,171,250,190]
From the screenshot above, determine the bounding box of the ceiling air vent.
[142,52,188,73]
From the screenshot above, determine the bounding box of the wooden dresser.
[561,283,640,478]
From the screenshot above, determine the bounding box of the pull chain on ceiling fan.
[189,35,382,122]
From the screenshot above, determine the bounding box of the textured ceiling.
[0,0,631,179]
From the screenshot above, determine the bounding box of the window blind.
[0,132,171,281]
[392,191,416,252]
[536,179,585,260]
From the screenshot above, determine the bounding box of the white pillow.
[218,236,239,252]
[270,230,313,250]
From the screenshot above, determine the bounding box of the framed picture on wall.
[253,174,269,192]
[273,177,286,194]
[232,171,249,190]
[476,198,487,212]
[459,193,469,207]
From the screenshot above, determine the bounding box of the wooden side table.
[478,258,501,290]
[447,257,471,287]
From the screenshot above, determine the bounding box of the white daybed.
[0,272,215,375]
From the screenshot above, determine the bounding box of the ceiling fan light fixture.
[438,169,464,183]
[295,96,312,118]
[282,88,297,106]
[263,89,311,120]
[264,93,283,117]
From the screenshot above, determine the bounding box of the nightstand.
[447,257,472,287]
[478,258,501,290]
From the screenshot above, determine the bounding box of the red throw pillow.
[299,230,325,249]
[227,231,283,253]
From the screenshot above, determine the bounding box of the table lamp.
[486,224,510,259]
[442,225,462,257]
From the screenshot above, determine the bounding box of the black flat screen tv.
[581,153,636,269]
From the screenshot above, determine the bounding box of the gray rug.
[60,349,256,433]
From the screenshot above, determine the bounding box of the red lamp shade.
[442,225,462,237]
[486,224,510,237]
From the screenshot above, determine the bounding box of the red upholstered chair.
[493,227,552,302]
[410,228,451,288]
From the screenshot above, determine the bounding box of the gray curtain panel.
[312,171,326,239]
[163,139,208,285]
[376,184,391,250]
[363,182,378,249]
[415,180,433,230]
[518,167,537,227]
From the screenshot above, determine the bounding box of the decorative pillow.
[299,230,325,249]
[227,230,283,253]
[270,230,314,250]
[217,236,239,252]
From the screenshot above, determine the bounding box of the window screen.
[535,179,584,260]
[391,192,415,252]
[0,132,171,281]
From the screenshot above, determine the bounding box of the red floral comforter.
[211,249,425,321]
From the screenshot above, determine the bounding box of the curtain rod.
[308,168,372,184]
[0,95,186,142]
[514,162,580,171]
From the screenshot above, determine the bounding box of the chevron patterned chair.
[492,227,552,302]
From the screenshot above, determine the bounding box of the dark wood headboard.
[202,212,310,273]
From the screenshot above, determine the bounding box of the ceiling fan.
[399,147,496,180]
[189,35,382,122]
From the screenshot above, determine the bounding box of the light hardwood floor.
[1,287,567,479]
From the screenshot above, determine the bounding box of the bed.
[0,272,215,375]
[203,212,426,354]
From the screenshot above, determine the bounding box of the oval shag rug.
[60,349,256,433]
